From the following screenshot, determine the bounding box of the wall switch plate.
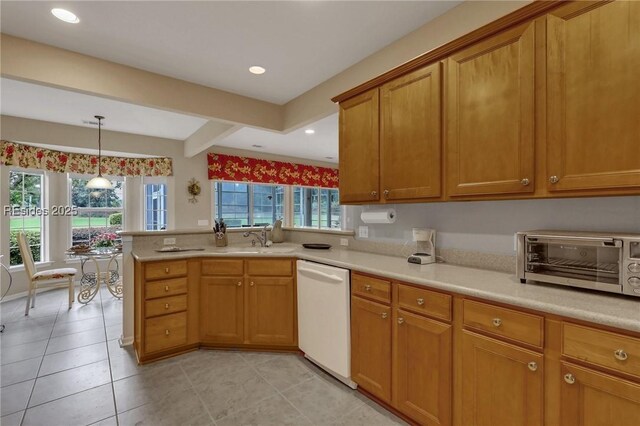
[340,238,349,246]
[358,226,369,238]
[198,219,209,226]
[164,237,176,246]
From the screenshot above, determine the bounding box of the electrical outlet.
[340,238,349,246]
[197,219,209,226]
[164,237,176,245]
[358,226,369,238]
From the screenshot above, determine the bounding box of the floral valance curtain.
[207,152,338,189]
[0,140,172,177]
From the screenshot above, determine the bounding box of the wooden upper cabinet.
[351,295,392,403]
[546,1,640,192]
[560,362,640,426]
[461,331,543,426]
[394,309,451,426]
[380,63,442,201]
[446,22,535,197]
[247,277,296,346]
[339,88,380,203]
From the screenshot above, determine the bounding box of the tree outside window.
[8,171,43,265]
[70,177,124,246]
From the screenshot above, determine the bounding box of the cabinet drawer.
[247,259,292,276]
[145,294,188,318]
[144,312,187,354]
[463,299,543,348]
[145,260,188,280]
[352,273,391,304]
[145,277,188,300]
[562,322,640,378]
[201,259,244,276]
[397,284,451,322]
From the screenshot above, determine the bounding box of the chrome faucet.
[243,225,269,247]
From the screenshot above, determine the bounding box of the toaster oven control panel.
[623,241,640,295]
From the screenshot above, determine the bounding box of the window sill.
[284,227,355,236]
[9,261,55,273]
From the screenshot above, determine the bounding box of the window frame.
[67,173,125,247]
[293,186,342,230]
[213,181,285,228]
[142,177,168,231]
[7,168,46,266]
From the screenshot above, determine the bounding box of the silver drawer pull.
[528,362,538,372]
[164,303,169,309]
[521,178,530,186]
[492,318,502,327]
[381,312,388,319]
[417,298,425,306]
[165,267,169,273]
[164,285,170,292]
[614,349,628,361]
[564,373,575,385]
[364,285,371,292]
[165,329,170,336]
[398,317,404,324]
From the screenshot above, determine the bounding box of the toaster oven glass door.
[525,237,621,286]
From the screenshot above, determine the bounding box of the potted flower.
[92,232,119,248]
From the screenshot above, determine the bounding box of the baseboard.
[119,336,134,347]
[1,284,80,303]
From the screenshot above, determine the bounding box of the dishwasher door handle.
[298,267,344,284]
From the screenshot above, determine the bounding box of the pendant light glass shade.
[86,115,112,190]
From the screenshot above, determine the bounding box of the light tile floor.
[1,288,407,426]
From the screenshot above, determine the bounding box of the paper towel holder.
[360,209,396,224]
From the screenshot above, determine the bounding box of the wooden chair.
[17,232,77,316]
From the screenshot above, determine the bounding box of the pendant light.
[86,115,113,189]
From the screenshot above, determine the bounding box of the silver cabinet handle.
[165,267,170,273]
[164,303,169,309]
[237,281,242,287]
[371,191,378,197]
[383,189,389,198]
[381,312,388,319]
[492,318,502,327]
[549,175,559,184]
[564,373,575,385]
[614,349,628,361]
[521,178,530,186]
[250,281,255,287]
[528,362,538,372]
[165,329,170,336]
[364,285,372,292]
[417,298,425,306]
[398,317,404,324]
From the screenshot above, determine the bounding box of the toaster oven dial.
[628,277,640,288]
[628,263,640,273]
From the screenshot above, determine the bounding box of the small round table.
[66,248,123,304]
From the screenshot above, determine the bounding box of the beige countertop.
[131,244,640,333]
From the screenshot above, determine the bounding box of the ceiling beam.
[0,34,283,131]
[184,120,240,158]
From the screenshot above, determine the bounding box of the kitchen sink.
[220,246,296,254]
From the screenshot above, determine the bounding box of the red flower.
[6,145,14,155]
[149,160,155,168]
[59,154,67,163]
[120,160,126,167]
[36,151,44,159]
[91,157,97,165]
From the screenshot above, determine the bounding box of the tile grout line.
[243,357,317,425]
[98,288,120,426]
[178,362,219,426]
[20,298,63,426]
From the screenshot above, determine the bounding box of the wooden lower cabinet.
[247,276,296,346]
[560,362,640,426]
[351,295,392,403]
[394,309,451,426]
[461,330,544,426]
[200,276,244,344]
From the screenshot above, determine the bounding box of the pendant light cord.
[95,115,104,177]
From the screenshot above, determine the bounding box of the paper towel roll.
[360,209,396,224]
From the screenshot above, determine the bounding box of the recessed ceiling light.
[51,8,79,24]
[249,66,266,75]
[251,144,264,148]
[305,129,315,135]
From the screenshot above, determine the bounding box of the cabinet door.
[200,277,244,344]
[446,22,535,197]
[546,1,640,192]
[560,362,640,426]
[351,296,392,403]
[394,309,451,426]
[247,277,296,346]
[339,88,380,203]
[461,331,543,426]
[381,63,441,201]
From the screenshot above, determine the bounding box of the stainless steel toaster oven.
[517,231,640,297]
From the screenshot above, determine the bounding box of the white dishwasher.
[297,260,356,389]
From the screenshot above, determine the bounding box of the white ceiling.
[216,113,339,163]
[0,1,461,104]
[1,78,208,140]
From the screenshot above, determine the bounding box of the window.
[293,187,341,229]
[8,170,44,265]
[214,182,284,227]
[70,177,124,246]
[144,183,167,230]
